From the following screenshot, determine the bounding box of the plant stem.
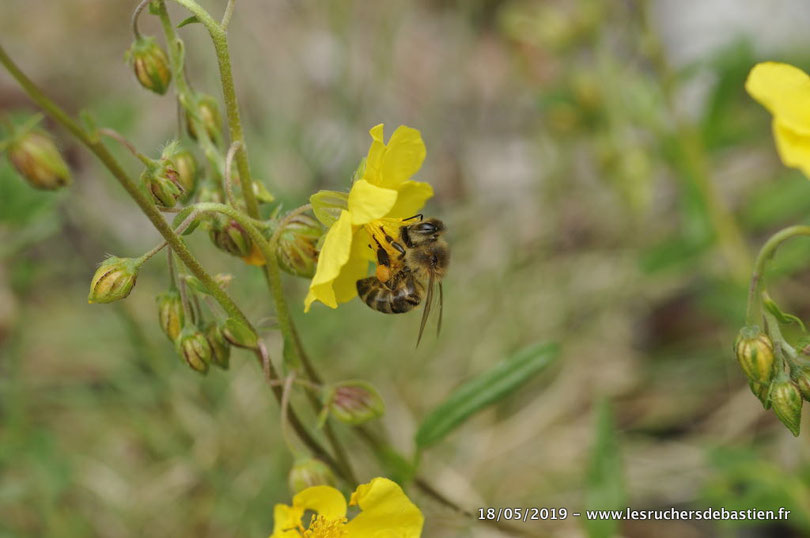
[168,0,259,217]
[0,42,248,328]
[745,225,810,326]
[154,1,223,179]
[0,42,348,483]
[191,202,358,483]
[221,0,237,30]
[131,0,152,39]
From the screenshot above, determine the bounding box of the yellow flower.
[304,124,433,311]
[746,62,810,178]
[270,477,424,538]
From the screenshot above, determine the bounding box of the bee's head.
[403,218,445,247]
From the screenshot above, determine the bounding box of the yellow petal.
[386,181,434,219]
[364,124,386,184]
[292,486,347,520]
[270,504,303,538]
[746,62,810,135]
[345,478,424,537]
[378,126,426,189]
[773,119,810,178]
[305,210,353,311]
[348,179,398,225]
[332,230,372,304]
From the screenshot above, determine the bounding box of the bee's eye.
[415,223,437,234]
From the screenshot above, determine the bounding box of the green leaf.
[177,15,200,28]
[584,400,625,538]
[415,341,559,450]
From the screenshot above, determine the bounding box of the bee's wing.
[436,281,443,337]
[416,271,435,347]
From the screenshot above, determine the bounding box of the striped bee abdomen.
[356,273,421,314]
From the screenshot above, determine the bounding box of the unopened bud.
[221,317,258,349]
[734,326,775,385]
[277,213,324,278]
[142,159,184,208]
[127,36,172,95]
[204,322,231,370]
[166,148,197,200]
[792,367,810,401]
[176,326,212,374]
[325,381,384,425]
[210,219,252,257]
[7,129,71,190]
[288,457,336,494]
[770,378,803,436]
[157,290,184,342]
[187,93,221,142]
[749,381,772,409]
[88,256,140,304]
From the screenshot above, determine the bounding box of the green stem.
[131,0,151,39]
[0,41,347,484]
[192,202,358,483]
[154,1,223,179]
[168,0,259,217]
[221,0,237,30]
[0,42,248,328]
[745,225,810,325]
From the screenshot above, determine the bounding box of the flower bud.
[770,378,802,436]
[749,380,772,409]
[127,36,172,95]
[288,457,336,494]
[187,93,222,142]
[157,290,184,342]
[734,326,775,385]
[142,159,184,208]
[88,256,140,304]
[277,213,324,278]
[792,367,810,401]
[169,149,197,200]
[176,326,212,374]
[204,322,231,370]
[221,317,258,349]
[324,381,384,425]
[6,129,71,190]
[209,219,252,257]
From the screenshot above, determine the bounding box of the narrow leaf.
[415,341,558,449]
[177,15,200,28]
[584,400,625,538]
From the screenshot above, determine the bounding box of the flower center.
[363,217,406,267]
[302,515,348,538]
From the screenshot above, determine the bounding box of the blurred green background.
[2,0,810,537]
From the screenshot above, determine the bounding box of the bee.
[356,216,449,344]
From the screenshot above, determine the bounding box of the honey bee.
[356,216,449,344]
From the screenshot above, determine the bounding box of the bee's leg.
[390,240,407,260]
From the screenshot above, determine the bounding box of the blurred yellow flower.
[746,62,810,178]
[304,124,433,311]
[270,477,424,537]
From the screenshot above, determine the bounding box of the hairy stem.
[0,41,348,483]
[0,42,248,327]
[168,0,259,217]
